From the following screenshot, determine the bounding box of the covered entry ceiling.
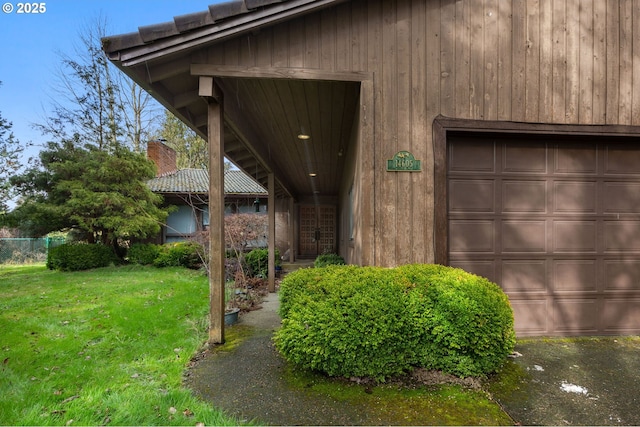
[447,134,640,337]
[199,77,360,199]
[116,61,360,199]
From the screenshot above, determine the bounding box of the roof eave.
[102,0,348,67]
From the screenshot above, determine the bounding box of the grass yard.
[0,264,240,426]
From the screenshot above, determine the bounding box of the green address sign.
[386,151,421,172]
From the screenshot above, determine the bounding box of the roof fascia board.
[112,0,349,67]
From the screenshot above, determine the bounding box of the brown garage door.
[448,134,640,336]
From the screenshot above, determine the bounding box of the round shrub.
[244,248,280,278]
[274,264,515,380]
[153,241,203,269]
[313,253,346,268]
[396,264,516,377]
[127,243,160,265]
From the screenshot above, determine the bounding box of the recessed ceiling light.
[309,173,317,177]
[297,126,310,140]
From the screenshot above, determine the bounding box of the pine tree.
[8,141,169,255]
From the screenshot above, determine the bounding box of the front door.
[299,205,336,258]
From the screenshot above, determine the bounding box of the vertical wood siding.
[207,0,640,266]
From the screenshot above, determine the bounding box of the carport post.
[201,76,225,345]
[268,173,276,292]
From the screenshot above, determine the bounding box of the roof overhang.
[102,0,359,200]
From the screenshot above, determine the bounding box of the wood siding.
[202,0,640,266]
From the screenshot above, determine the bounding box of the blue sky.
[0,0,223,162]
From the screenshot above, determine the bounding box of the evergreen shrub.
[153,241,203,269]
[244,248,280,278]
[313,253,346,267]
[127,243,160,265]
[274,264,516,380]
[46,243,118,271]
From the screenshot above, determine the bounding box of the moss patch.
[284,365,514,425]
[484,359,531,407]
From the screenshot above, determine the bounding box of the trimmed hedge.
[127,243,160,265]
[274,264,515,380]
[314,253,346,268]
[153,241,203,269]
[47,243,119,271]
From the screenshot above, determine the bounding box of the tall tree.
[118,71,161,151]
[35,16,159,152]
[0,82,26,214]
[8,141,169,254]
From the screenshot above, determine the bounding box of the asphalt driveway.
[487,337,640,426]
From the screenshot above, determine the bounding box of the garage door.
[448,134,640,336]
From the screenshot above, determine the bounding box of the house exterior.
[146,140,268,243]
[104,0,640,339]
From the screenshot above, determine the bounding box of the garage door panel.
[510,299,548,335]
[449,260,497,283]
[604,221,640,252]
[555,145,598,174]
[449,220,494,253]
[604,260,640,291]
[553,260,598,292]
[553,181,597,213]
[449,180,495,213]
[605,147,640,175]
[449,141,495,173]
[603,182,640,212]
[502,220,546,252]
[503,145,547,173]
[503,180,547,213]
[502,260,547,292]
[602,299,640,332]
[553,299,599,333]
[553,221,597,252]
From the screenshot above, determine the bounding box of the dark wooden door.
[299,205,336,258]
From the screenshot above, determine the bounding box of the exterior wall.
[205,0,640,266]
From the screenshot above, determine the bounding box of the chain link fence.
[0,238,66,264]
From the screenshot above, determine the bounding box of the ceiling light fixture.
[309,173,317,177]
[297,126,310,140]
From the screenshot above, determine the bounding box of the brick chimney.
[147,140,178,177]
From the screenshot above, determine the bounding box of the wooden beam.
[191,64,372,82]
[268,173,276,292]
[199,76,215,98]
[174,90,200,109]
[207,94,225,345]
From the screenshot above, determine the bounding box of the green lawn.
[0,264,240,426]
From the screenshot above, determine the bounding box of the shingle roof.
[224,170,268,195]
[102,0,340,55]
[147,169,267,195]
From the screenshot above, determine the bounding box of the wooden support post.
[289,197,295,263]
[207,90,225,344]
[268,173,276,293]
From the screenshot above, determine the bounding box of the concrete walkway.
[185,292,640,426]
[185,293,384,425]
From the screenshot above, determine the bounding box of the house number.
[386,151,422,172]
